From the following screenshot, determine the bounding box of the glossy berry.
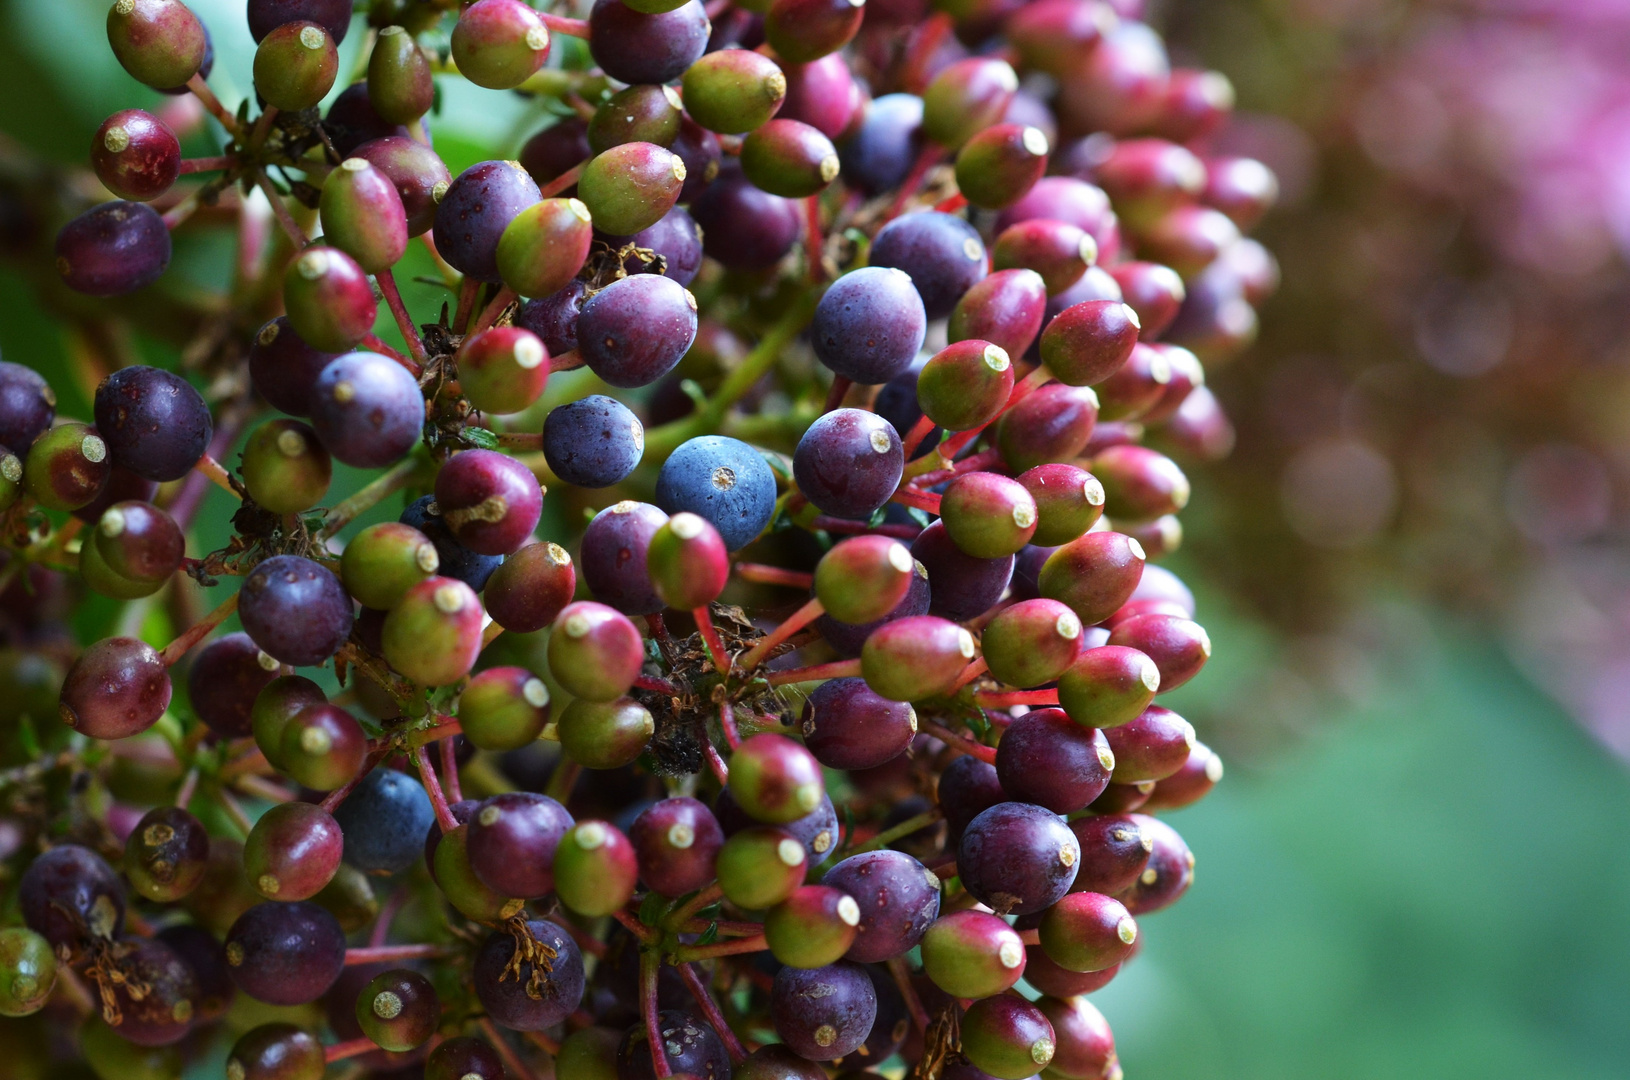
[243,801,342,901]
[793,408,903,520]
[428,1037,507,1080]
[996,708,1114,813]
[601,204,705,285]
[435,449,542,555]
[458,666,551,751]
[484,539,574,632]
[247,0,351,42]
[251,676,326,770]
[1057,645,1160,729]
[467,792,573,898]
[1116,814,1193,914]
[618,1011,731,1080]
[434,824,523,921]
[186,632,277,740]
[354,135,452,237]
[869,211,985,321]
[0,927,56,1018]
[742,118,840,197]
[580,273,698,388]
[910,520,1014,622]
[92,365,210,483]
[1040,890,1137,974]
[921,909,1026,999]
[949,268,1048,361]
[995,383,1100,472]
[472,919,585,1030]
[383,576,485,686]
[814,555,930,658]
[814,266,927,384]
[801,677,916,770]
[940,471,1038,559]
[579,500,668,614]
[452,0,551,90]
[319,157,408,274]
[356,968,438,1051]
[647,512,730,609]
[655,435,776,550]
[55,200,171,296]
[779,52,860,138]
[497,198,593,299]
[400,495,504,592]
[240,419,331,513]
[557,697,652,772]
[0,361,54,455]
[367,25,433,123]
[92,499,183,584]
[331,767,435,874]
[247,317,337,417]
[958,802,1079,915]
[982,599,1082,688]
[631,797,724,896]
[1203,155,1279,229]
[282,246,377,352]
[554,820,640,916]
[1103,704,1195,783]
[225,901,346,1006]
[1038,531,1145,626]
[765,885,861,969]
[771,961,877,1060]
[1018,463,1105,547]
[340,521,439,610]
[123,806,209,902]
[254,22,339,111]
[861,615,977,702]
[682,49,787,135]
[587,0,710,85]
[59,635,171,740]
[956,123,1049,209]
[916,339,1013,431]
[92,109,179,200]
[19,844,125,950]
[240,555,353,666]
[310,351,423,467]
[993,218,1096,295]
[764,0,867,63]
[278,703,366,791]
[435,160,543,282]
[839,92,924,195]
[691,165,803,270]
[578,142,686,236]
[961,994,1056,1079]
[821,849,941,962]
[938,754,1005,842]
[815,534,916,624]
[588,84,683,155]
[718,826,807,909]
[107,0,208,90]
[1106,611,1210,690]
[1109,261,1186,341]
[540,394,643,489]
[728,733,825,825]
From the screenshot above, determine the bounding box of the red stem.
[470,286,519,336]
[949,656,989,693]
[253,171,308,248]
[677,962,749,1064]
[453,277,480,335]
[673,934,768,962]
[325,1037,377,1062]
[612,907,659,945]
[158,592,239,667]
[899,12,954,94]
[734,563,813,589]
[539,12,590,37]
[362,333,421,376]
[369,888,409,948]
[376,268,430,368]
[739,595,824,670]
[703,740,729,786]
[918,720,997,763]
[889,486,942,514]
[804,195,825,283]
[345,943,451,965]
[413,745,459,832]
[937,369,1051,460]
[538,160,587,199]
[717,696,740,749]
[178,155,234,174]
[439,737,463,803]
[935,192,969,214]
[973,688,1058,708]
[694,606,731,676]
[900,414,937,458]
[640,951,672,1078]
[809,515,923,539]
[766,658,863,687]
[908,448,1005,490]
[887,956,933,1032]
[823,375,853,413]
[549,348,583,373]
[635,674,681,696]
[881,145,945,223]
[187,73,239,134]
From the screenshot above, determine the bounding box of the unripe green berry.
[557,697,655,769]
[367,26,434,124]
[107,0,207,91]
[741,118,840,198]
[577,142,686,235]
[382,577,484,687]
[496,197,593,298]
[253,22,339,112]
[341,521,440,610]
[458,666,551,751]
[0,927,57,1017]
[319,158,409,274]
[588,84,684,154]
[682,49,788,135]
[241,419,331,513]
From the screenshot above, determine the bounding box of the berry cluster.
[4,0,1277,1078]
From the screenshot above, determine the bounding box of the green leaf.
[463,427,501,450]
[697,921,719,946]
[907,506,931,527]
[638,891,668,927]
[869,506,889,527]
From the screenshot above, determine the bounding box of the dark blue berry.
[332,767,435,874]
[870,211,988,320]
[812,266,927,385]
[655,435,777,551]
[542,395,644,488]
[93,365,213,483]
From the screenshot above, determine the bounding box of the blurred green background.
[3,0,1629,1077]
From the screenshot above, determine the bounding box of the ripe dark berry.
[225,901,346,1006]
[911,520,1015,622]
[870,211,987,321]
[428,1038,506,1080]
[1115,814,1193,914]
[240,555,354,666]
[771,961,877,1060]
[1144,740,1223,810]
[801,677,917,770]
[821,849,941,962]
[691,166,803,270]
[0,361,54,455]
[813,266,928,384]
[996,708,1114,813]
[993,218,1097,295]
[310,351,423,467]
[435,448,543,555]
[55,200,171,296]
[579,500,668,615]
[331,768,435,874]
[400,495,503,593]
[467,792,573,898]
[1103,704,1195,782]
[92,109,179,201]
[587,0,710,85]
[516,279,587,355]
[434,160,543,282]
[1106,611,1210,690]
[473,919,584,1029]
[600,204,705,286]
[353,135,452,237]
[579,273,698,388]
[655,434,776,550]
[958,802,1080,915]
[618,1011,731,1080]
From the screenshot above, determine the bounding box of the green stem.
[851,808,943,855]
[321,456,426,538]
[641,288,821,461]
